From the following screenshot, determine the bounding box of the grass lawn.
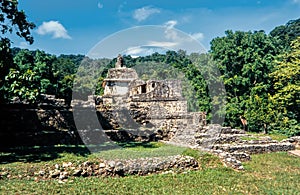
[1,142,300,194]
[245,132,288,141]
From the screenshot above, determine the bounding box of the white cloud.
[163,20,205,42]
[164,20,178,29]
[124,46,168,58]
[147,41,178,48]
[133,6,160,22]
[124,46,145,58]
[164,20,179,41]
[161,20,206,53]
[36,21,71,39]
[97,2,103,9]
[190,32,204,41]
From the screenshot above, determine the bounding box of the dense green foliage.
[270,18,300,49]
[0,5,299,136]
[210,23,300,136]
[210,30,282,131]
[269,37,300,135]
[0,0,35,102]
[2,49,86,104]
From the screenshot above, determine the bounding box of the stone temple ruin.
[97,55,206,142]
[93,55,298,170]
[1,55,298,172]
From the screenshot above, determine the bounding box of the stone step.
[173,133,195,137]
[170,132,197,146]
[199,125,245,135]
[173,130,197,137]
[195,133,247,139]
[241,139,279,145]
[170,137,195,141]
[195,134,253,146]
[212,143,295,154]
[221,128,245,135]
[196,136,281,146]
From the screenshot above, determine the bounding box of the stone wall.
[128,98,205,140]
[1,94,175,147]
[0,101,81,147]
[0,155,199,180]
[103,68,138,96]
[0,89,206,147]
[95,97,206,141]
[130,80,182,100]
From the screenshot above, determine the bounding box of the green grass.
[268,134,289,141]
[240,136,261,141]
[0,142,189,178]
[1,143,300,194]
[94,141,187,160]
[246,132,288,141]
[0,142,186,163]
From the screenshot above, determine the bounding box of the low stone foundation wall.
[0,155,198,181]
[213,143,295,155]
[282,136,300,148]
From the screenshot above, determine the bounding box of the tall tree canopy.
[269,37,300,135]
[210,30,282,129]
[1,13,299,136]
[270,18,300,50]
[0,0,35,102]
[0,0,35,44]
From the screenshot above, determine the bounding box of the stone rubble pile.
[282,136,300,147]
[210,150,248,170]
[0,155,198,181]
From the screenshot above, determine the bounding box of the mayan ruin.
[1,1,300,192]
[96,55,206,142]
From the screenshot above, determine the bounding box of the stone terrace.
[166,124,296,170]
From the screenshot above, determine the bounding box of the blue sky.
[12,0,300,57]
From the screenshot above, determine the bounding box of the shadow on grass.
[0,141,160,164]
[0,145,90,164]
[116,141,161,148]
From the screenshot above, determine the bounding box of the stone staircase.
[166,124,297,170]
[195,124,295,153]
[195,124,296,170]
[168,124,199,147]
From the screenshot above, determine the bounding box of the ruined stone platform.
[166,124,298,170]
